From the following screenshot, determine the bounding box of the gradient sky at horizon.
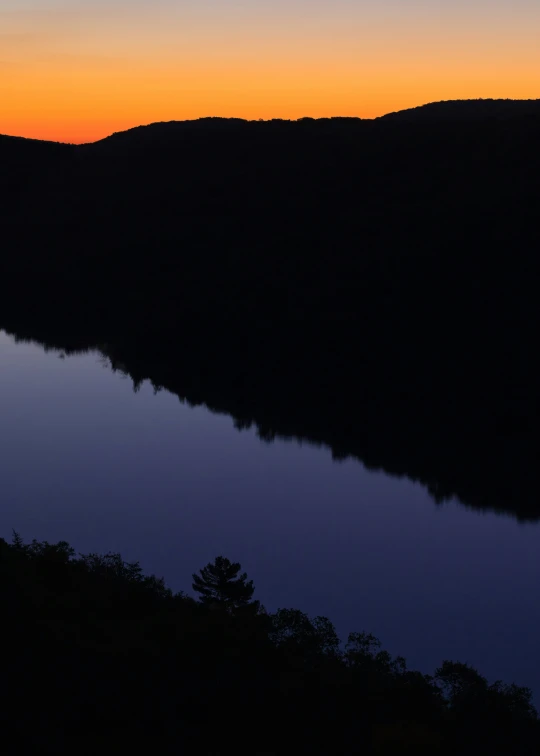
[1,0,539,143]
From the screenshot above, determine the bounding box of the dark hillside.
[2,535,539,754]
[1,100,538,518]
[378,98,540,122]
[0,135,75,227]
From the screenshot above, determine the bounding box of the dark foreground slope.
[1,100,538,518]
[2,535,538,754]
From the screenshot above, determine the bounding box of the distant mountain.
[82,115,369,156]
[3,99,539,149]
[377,98,540,123]
[83,99,540,150]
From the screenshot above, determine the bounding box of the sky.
[1,0,539,143]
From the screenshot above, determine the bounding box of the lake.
[1,328,539,694]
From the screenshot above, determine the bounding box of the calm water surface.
[1,329,538,692]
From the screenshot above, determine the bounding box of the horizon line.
[1,97,539,146]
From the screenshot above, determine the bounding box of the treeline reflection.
[2,318,537,523]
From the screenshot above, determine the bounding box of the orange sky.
[1,0,539,143]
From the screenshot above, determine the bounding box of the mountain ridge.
[2,98,539,146]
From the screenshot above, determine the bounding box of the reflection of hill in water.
[1,100,538,522]
[2,320,537,523]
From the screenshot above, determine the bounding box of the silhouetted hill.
[0,133,72,178]
[0,102,538,519]
[3,98,536,148]
[0,133,71,150]
[85,115,369,155]
[2,534,539,754]
[378,98,540,123]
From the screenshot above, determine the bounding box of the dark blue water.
[1,329,539,693]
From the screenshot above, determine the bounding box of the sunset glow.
[1,0,539,143]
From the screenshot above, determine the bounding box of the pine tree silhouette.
[192,556,255,608]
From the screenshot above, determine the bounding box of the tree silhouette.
[192,556,255,608]
[435,660,537,721]
[269,608,340,656]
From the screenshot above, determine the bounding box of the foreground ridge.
[2,534,539,753]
